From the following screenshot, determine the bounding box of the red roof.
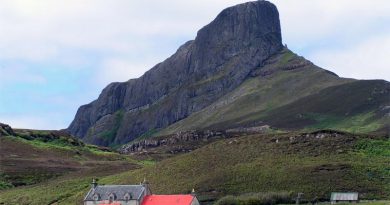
[141,195,195,205]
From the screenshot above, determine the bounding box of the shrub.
[215,195,239,205]
[214,192,293,205]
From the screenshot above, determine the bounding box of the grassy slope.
[1,131,389,204]
[0,129,138,191]
[0,127,145,204]
[157,49,353,136]
[113,133,389,200]
[0,157,149,205]
[157,49,389,136]
[260,80,390,133]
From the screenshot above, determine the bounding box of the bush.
[0,181,14,190]
[215,192,293,205]
[215,195,239,205]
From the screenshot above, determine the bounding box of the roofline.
[84,185,145,201]
[191,195,198,204]
[331,192,359,193]
[84,199,139,201]
[137,187,146,200]
[94,185,144,187]
[330,192,359,196]
[146,194,195,196]
[83,187,94,201]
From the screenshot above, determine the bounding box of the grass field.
[3,130,388,204]
[0,130,137,192]
[313,201,390,205]
[117,132,390,200]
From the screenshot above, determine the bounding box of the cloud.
[0,0,389,129]
[308,34,390,80]
[0,0,240,63]
[0,64,47,86]
[271,0,390,81]
[95,58,154,86]
[273,0,390,46]
[0,113,67,130]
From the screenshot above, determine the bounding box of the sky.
[0,0,389,130]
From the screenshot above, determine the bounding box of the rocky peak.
[195,1,281,50]
[68,0,283,146]
[190,0,282,76]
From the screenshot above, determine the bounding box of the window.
[124,193,132,201]
[92,193,100,201]
[108,193,117,202]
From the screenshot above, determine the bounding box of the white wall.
[85,199,138,205]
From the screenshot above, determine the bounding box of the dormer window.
[124,193,132,201]
[92,193,100,201]
[108,193,117,202]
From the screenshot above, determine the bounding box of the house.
[330,192,359,204]
[83,179,151,205]
[84,179,200,205]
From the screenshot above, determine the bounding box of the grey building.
[330,192,359,204]
[84,179,151,205]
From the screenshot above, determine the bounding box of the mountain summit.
[68,1,389,146]
[68,1,284,145]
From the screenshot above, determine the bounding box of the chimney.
[142,177,151,195]
[91,178,98,189]
[191,188,196,196]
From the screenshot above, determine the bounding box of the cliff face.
[68,1,283,146]
[0,123,15,137]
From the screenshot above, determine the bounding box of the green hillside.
[110,131,390,200]
[0,128,138,191]
[157,49,389,136]
[1,130,389,204]
[261,80,390,133]
[156,49,350,136]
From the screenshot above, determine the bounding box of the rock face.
[67,1,283,146]
[119,129,353,154]
[0,123,15,137]
[119,130,228,154]
[119,126,272,154]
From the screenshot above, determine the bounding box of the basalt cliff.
[68,1,389,146]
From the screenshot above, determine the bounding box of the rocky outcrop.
[68,1,283,146]
[226,125,271,133]
[119,130,228,154]
[0,123,15,137]
[119,126,273,154]
[120,129,356,155]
